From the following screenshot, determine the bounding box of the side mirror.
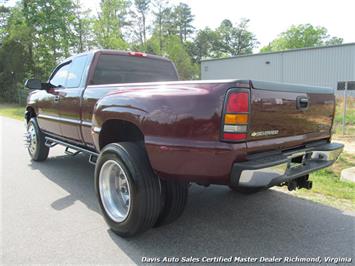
[25,79,43,90]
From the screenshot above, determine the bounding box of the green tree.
[216,18,257,56]
[188,19,257,63]
[187,27,220,63]
[152,0,170,53]
[174,3,194,43]
[94,0,129,49]
[0,0,261,102]
[73,0,95,52]
[160,7,177,36]
[0,5,32,102]
[22,0,79,76]
[163,36,197,80]
[0,3,11,43]
[261,24,343,52]
[131,0,151,46]
[152,2,193,44]
[144,34,161,54]
[147,1,198,78]
[0,39,27,102]
[1,0,89,103]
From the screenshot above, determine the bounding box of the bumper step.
[230,142,344,188]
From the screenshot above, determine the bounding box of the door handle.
[54,95,60,103]
[296,96,309,110]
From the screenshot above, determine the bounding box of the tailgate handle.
[297,96,309,110]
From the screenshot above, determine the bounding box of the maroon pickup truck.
[25,50,343,237]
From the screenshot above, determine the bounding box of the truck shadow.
[30,152,98,213]
[30,152,354,263]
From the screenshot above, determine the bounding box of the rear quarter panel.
[92,82,247,183]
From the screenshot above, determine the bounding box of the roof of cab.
[93,49,171,61]
[62,49,171,64]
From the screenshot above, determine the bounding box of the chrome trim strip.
[82,121,93,127]
[38,114,80,125]
[37,114,58,120]
[38,114,92,127]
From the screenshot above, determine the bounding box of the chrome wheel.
[99,160,131,222]
[27,123,38,156]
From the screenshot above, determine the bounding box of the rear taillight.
[226,92,249,113]
[222,91,249,141]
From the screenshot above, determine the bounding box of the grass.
[0,103,25,120]
[333,96,355,137]
[334,108,355,125]
[276,152,355,211]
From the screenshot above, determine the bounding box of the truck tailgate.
[247,81,335,153]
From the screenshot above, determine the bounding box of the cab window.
[66,55,88,88]
[50,63,71,87]
[92,54,178,85]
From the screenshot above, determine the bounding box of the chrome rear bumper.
[230,142,343,188]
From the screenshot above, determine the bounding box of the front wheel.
[95,142,161,237]
[26,118,49,161]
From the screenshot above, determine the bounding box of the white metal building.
[201,43,355,93]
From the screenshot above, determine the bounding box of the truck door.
[56,55,89,143]
[36,62,71,136]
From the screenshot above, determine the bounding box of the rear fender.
[92,102,148,151]
[91,85,247,183]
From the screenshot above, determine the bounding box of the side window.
[50,63,71,87]
[66,55,88,88]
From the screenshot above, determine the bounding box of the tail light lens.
[222,91,249,142]
[223,133,247,141]
[226,92,249,113]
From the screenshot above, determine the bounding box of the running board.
[65,147,81,156]
[44,136,99,164]
[45,139,57,148]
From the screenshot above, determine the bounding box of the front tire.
[95,142,161,237]
[26,118,49,161]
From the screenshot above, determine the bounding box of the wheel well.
[25,107,36,122]
[99,119,145,149]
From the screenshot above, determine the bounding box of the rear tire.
[26,118,49,161]
[229,185,266,194]
[95,142,161,237]
[154,179,188,227]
